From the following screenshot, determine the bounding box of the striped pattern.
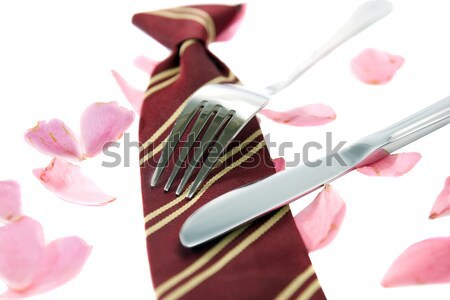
[155,225,249,296]
[275,266,321,300]
[145,7,216,43]
[136,5,325,300]
[296,279,322,300]
[162,206,291,300]
[145,140,266,236]
[143,129,262,222]
[139,69,236,166]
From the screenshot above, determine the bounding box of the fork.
[151,0,393,198]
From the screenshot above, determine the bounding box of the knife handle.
[370,96,450,153]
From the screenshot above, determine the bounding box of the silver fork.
[151,0,393,198]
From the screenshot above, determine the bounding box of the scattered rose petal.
[260,104,336,127]
[80,101,135,157]
[133,55,157,74]
[351,48,404,84]
[33,158,115,205]
[0,217,91,299]
[111,70,145,114]
[382,237,450,287]
[216,4,247,42]
[1,237,92,299]
[0,217,44,292]
[24,119,83,161]
[273,157,285,172]
[0,181,22,222]
[294,185,346,252]
[429,177,450,219]
[357,152,421,177]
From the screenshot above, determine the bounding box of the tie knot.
[132,4,245,49]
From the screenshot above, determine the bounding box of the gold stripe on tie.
[146,9,214,44]
[162,206,291,300]
[214,129,262,168]
[147,67,180,89]
[144,73,181,99]
[171,7,216,43]
[274,266,315,300]
[143,129,263,222]
[139,135,167,166]
[296,279,321,300]
[145,140,265,236]
[179,39,198,56]
[155,225,249,297]
[139,70,236,155]
[144,38,199,99]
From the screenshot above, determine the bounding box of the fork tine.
[163,103,215,191]
[150,101,203,187]
[186,116,239,198]
[175,108,230,195]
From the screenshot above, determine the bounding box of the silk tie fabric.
[134,5,327,300]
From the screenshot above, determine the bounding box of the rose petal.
[272,157,286,172]
[0,217,45,291]
[0,180,22,222]
[294,185,346,252]
[351,48,404,85]
[260,104,336,127]
[80,101,135,157]
[382,237,450,287]
[357,152,421,177]
[216,4,247,42]
[111,70,145,115]
[33,158,115,205]
[429,177,450,219]
[24,119,83,161]
[133,55,157,74]
[1,237,92,299]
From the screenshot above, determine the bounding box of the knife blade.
[180,96,450,247]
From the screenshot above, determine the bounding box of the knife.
[180,96,450,248]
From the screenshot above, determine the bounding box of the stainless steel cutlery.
[150,0,393,198]
[180,96,450,247]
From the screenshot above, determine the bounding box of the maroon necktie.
[134,4,327,300]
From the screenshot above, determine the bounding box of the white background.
[0,0,449,299]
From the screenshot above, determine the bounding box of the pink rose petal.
[260,104,336,127]
[133,55,157,74]
[0,217,44,291]
[111,70,145,114]
[273,157,286,172]
[382,237,450,287]
[80,101,135,157]
[357,152,421,177]
[216,4,247,42]
[351,48,404,85]
[33,158,115,205]
[0,180,22,222]
[429,177,450,219]
[294,185,346,252]
[24,119,83,161]
[1,237,92,299]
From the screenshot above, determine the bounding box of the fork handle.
[263,0,393,95]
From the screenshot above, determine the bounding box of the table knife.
[180,96,450,247]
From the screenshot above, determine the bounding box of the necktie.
[134,5,327,300]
